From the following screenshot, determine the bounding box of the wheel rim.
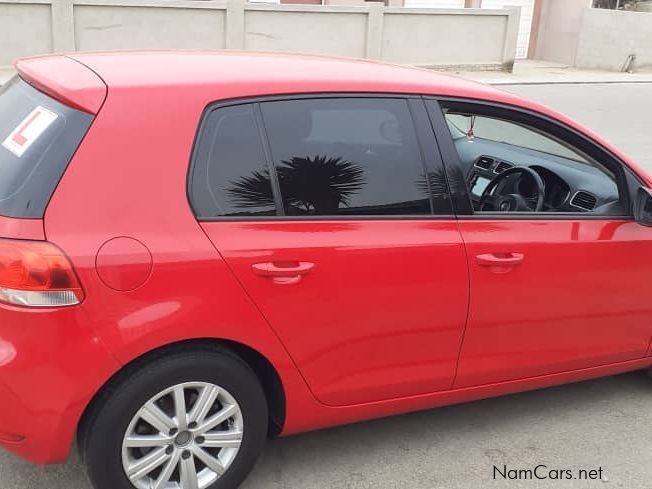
[121,381,244,489]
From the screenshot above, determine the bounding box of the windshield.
[446,113,590,164]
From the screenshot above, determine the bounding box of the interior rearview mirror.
[634,186,652,226]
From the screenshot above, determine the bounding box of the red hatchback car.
[1,51,652,489]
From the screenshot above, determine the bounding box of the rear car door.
[190,96,469,406]
[426,98,652,388]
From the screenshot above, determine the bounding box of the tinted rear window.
[260,98,432,216]
[0,76,93,218]
[189,104,276,218]
[189,98,447,219]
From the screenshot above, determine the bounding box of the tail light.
[0,239,84,307]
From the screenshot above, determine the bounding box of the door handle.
[252,261,314,284]
[476,252,524,273]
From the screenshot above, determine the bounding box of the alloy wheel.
[121,381,244,489]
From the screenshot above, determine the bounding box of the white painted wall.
[481,0,533,58]
[575,8,652,71]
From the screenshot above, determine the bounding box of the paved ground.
[3,83,652,489]
[506,83,652,172]
[458,60,652,86]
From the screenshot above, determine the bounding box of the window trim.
[188,93,456,222]
[252,103,285,215]
[424,96,639,221]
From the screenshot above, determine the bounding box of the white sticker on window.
[2,106,58,157]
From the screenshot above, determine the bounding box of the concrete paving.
[505,83,652,171]
[2,82,652,489]
[457,60,652,86]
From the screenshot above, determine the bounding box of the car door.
[426,98,652,388]
[189,96,469,406]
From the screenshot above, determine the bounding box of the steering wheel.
[479,166,545,212]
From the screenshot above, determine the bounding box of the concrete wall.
[0,2,53,66]
[531,0,591,65]
[575,8,652,72]
[0,0,520,71]
[532,5,652,72]
[74,6,227,51]
[481,0,534,59]
[403,0,464,8]
[381,8,515,67]
[243,7,367,58]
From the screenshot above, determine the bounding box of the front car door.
[426,98,652,388]
[189,95,469,406]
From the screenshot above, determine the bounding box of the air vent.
[570,191,598,211]
[494,161,513,174]
[475,156,494,170]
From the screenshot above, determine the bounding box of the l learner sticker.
[2,106,58,157]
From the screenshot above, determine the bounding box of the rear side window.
[189,104,276,218]
[261,98,432,216]
[190,97,447,219]
[0,77,93,218]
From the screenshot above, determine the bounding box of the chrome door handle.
[476,253,524,274]
[252,261,314,284]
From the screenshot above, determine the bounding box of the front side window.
[441,103,625,216]
[259,98,436,216]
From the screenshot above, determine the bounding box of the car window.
[447,114,589,164]
[259,98,441,216]
[0,76,93,218]
[441,106,624,216]
[189,104,276,218]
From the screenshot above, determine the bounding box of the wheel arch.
[77,338,286,458]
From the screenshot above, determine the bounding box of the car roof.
[65,50,517,100]
[15,51,648,184]
[16,50,538,112]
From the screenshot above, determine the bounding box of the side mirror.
[634,187,652,226]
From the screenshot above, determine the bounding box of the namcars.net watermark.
[493,464,606,482]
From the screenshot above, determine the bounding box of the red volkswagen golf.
[1,51,652,489]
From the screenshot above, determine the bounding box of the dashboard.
[454,136,623,214]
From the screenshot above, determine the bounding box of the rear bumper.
[0,303,119,464]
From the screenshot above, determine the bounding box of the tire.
[83,347,268,489]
